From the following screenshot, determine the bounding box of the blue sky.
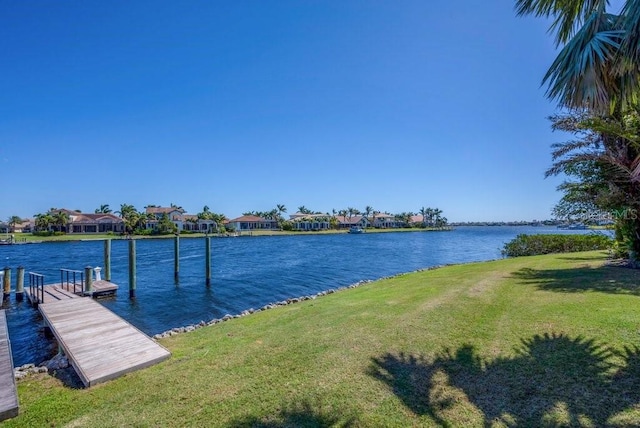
[1,1,571,222]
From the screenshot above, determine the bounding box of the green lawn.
[7,251,640,427]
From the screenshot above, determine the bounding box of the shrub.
[502,234,613,257]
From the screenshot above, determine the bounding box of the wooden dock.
[25,280,118,305]
[0,311,18,421]
[38,298,171,387]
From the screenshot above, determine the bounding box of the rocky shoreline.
[152,264,447,339]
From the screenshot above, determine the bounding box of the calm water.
[0,226,601,366]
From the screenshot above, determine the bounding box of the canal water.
[0,226,601,366]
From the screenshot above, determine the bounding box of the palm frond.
[543,11,624,111]
[515,0,608,45]
[620,0,640,62]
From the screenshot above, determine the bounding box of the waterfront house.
[47,209,125,234]
[336,215,370,229]
[145,206,186,231]
[182,214,217,233]
[226,215,278,231]
[288,213,331,231]
[372,213,401,228]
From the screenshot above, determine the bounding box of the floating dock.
[0,311,18,421]
[38,298,171,387]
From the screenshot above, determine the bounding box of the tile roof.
[146,207,185,214]
[227,215,273,223]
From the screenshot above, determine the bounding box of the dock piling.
[174,235,180,283]
[2,268,10,301]
[104,239,111,281]
[84,266,94,295]
[205,236,211,287]
[129,240,136,299]
[15,267,24,301]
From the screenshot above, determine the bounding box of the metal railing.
[28,272,45,304]
[60,269,84,295]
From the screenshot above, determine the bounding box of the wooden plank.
[0,311,19,421]
[39,298,170,387]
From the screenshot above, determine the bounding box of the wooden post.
[15,266,24,301]
[104,239,111,281]
[2,267,10,301]
[129,239,136,299]
[205,236,211,287]
[84,266,93,295]
[174,235,180,283]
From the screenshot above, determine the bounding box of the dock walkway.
[0,311,18,421]
[25,280,118,305]
[38,298,171,387]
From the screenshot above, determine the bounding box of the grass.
[6,251,640,426]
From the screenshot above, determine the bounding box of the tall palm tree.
[516,0,640,112]
[363,206,373,228]
[34,213,53,232]
[372,210,380,228]
[419,207,428,227]
[53,211,69,233]
[7,216,22,232]
[95,204,112,214]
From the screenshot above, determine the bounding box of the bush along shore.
[501,233,613,257]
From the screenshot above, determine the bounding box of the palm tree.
[95,204,112,214]
[433,208,444,228]
[516,0,640,112]
[52,211,69,233]
[419,207,428,227]
[297,206,311,214]
[7,216,22,232]
[363,206,373,229]
[372,210,380,228]
[34,213,53,232]
[198,205,213,220]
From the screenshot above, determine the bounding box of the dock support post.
[15,266,24,301]
[104,239,111,281]
[174,235,180,283]
[129,240,136,299]
[205,236,211,287]
[84,266,93,296]
[2,267,10,301]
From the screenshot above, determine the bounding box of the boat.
[348,226,365,234]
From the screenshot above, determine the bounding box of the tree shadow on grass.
[228,399,358,428]
[369,333,640,426]
[511,265,640,295]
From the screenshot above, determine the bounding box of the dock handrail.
[60,269,84,295]
[28,272,45,304]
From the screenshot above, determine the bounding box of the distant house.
[47,209,125,234]
[12,220,33,233]
[372,213,401,229]
[0,220,33,233]
[226,215,278,231]
[288,213,331,231]
[182,214,217,233]
[67,212,124,234]
[410,215,425,227]
[336,215,369,229]
[145,207,186,231]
